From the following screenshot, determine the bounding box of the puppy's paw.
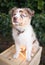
[26,56,31,61]
[13,53,19,59]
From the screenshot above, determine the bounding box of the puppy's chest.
[15,31,29,41]
[13,29,31,44]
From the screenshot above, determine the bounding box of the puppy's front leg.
[13,43,20,59]
[26,44,32,61]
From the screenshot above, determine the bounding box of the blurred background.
[0,0,45,65]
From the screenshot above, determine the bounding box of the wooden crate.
[0,45,42,65]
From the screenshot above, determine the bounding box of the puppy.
[9,7,39,61]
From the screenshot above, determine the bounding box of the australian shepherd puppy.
[9,7,39,61]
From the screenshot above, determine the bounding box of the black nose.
[13,17,17,21]
[13,17,17,23]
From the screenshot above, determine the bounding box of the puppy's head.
[9,7,35,27]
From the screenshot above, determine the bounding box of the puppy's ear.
[25,8,35,17]
[9,7,17,16]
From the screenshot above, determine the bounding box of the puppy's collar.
[15,28,25,35]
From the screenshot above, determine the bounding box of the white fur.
[12,24,39,61]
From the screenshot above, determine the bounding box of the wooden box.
[0,45,42,65]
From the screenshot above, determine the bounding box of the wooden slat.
[0,45,25,65]
[20,47,42,65]
[0,45,15,56]
[0,45,42,65]
[0,53,25,65]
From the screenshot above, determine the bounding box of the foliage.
[0,13,12,41]
[0,0,45,13]
[31,13,45,46]
[0,0,45,46]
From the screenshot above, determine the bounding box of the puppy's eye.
[12,13,16,17]
[20,14,27,18]
[14,14,16,15]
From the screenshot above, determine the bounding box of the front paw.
[13,53,19,59]
[26,56,31,61]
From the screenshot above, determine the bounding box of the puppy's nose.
[13,17,17,21]
[13,17,17,23]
